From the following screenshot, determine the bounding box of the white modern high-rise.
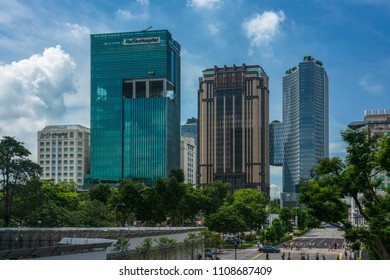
[37,125,90,188]
[281,56,329,207]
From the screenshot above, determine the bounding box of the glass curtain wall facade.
[198,64,270,195]
[90,30,181,183]
[181,117,198,147]
[282,57,329,197]
[269,120,284,166]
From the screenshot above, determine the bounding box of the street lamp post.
[114,203,125,226]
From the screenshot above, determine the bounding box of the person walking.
[322,254,326,260]
[266,253,269,260]
[281,252,285,260]
[287,252,291,260]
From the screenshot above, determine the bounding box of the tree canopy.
[299,129,390,259]
[0,136,42,226]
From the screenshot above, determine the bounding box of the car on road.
[224,235,241,244]
[258,245,281,253]
[205,248,213,259]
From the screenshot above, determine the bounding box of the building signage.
[123,37,160,45]
[40,132,69,138]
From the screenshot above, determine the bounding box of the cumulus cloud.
[65,23,90,40]
[359,76,384,95]
[270,184,281,199]
[0,45,77,156]
[242,10,285,49]
[187,0,221,10]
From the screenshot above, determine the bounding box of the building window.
[136,81,146,98]
[150,80,164,97]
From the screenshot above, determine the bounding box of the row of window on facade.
[39,154,84,160]
[42,166,83,171]
[39,159,83,165]
[39,140,84,146]
[42,172,83,177]
[40,147,83,152]
[40,132,84,139]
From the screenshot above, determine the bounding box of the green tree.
[112,179,143,226]
[184,232,203,260]
[279,207,293,232]
[205,204,246,234]
[271,218,287,241]
[231,188,268,230]
[155,237,177,260]
[113,237,131,259]
[169,168,185,183]
[135,237,154,260]
[299,129,390,259]
[202,180,231,215]
[77,200,113,227]
[0,136,42,226]
[27,181,80,227]
[135,186,166,226]
[179,184,206,225]
[156,176,186,226]
[201,230,223,252]
[88,183,111,204]
[268,198,281,214]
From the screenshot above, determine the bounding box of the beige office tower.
[37,125,90,188]
[198,64,270,195]
[180,137,197,186]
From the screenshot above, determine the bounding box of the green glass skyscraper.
[90,30,181,183]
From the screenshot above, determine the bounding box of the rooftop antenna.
[142,26,152,32]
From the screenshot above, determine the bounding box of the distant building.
[181,117,198,147]
[269,120,284,166]
[89,29,181,184]
[198,64,270,195]
[180,137,197,185]
[37,125,90,187]
[281,56,329,207]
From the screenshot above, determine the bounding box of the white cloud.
[270,184,281,199]
[116,9,134,21]
[0,0,30,24]
[359,76,384,96]
[136,0,150,6]
[115,6,149,21]
[242,10,285,49]
[65,23,90,40]
[0,45,77,158]
[187,0,221,10]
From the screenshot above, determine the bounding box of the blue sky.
[0,0,389,191]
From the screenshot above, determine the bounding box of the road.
[214,227,345,260]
